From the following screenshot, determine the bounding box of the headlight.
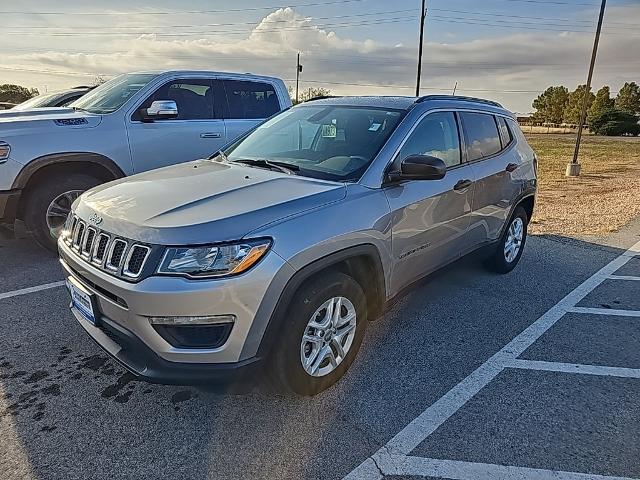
[0,141,10,162]
[158,238,271,278]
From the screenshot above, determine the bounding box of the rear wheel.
[269,271,368,396]
[486,205,528,274]
[24,173,102,252]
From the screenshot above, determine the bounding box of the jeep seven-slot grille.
[64,215,151,280]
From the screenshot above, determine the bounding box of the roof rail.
[415,95,503,108]
[302,95,341,103]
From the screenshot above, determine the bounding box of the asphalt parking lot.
[1,222,640,480]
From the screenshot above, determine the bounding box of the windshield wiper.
[71,106,89,112]
[232,158,299,175]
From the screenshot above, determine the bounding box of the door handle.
[453,179,473,191]
[505,163,518,172]
[200,132,221,138]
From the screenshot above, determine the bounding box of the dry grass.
[526,134,640,235]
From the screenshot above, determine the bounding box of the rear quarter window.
[460,112,501,161]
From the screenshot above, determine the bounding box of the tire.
[269,271,368,396]
[24,173,102,252]
[486,205,528,274]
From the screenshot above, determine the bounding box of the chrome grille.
[105,239,127,271]
[92,233,110,265]
[73,222,85,250]
[82,228,96,258]
[123,245,151,278]
[64,215,151,280]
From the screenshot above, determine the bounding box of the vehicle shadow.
[0,233,632,480]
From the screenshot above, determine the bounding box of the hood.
[75,159,346,244]
[0,107,74,118]
[0,108,101,128]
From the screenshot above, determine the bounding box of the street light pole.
[566,0,606,177]
[415,0,427,97]
[295,52,302,104]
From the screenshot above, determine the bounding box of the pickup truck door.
[384,111,475,293]
[220,79,284,144]
[126,78,226,173]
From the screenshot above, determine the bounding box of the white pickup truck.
[0,70,291,250]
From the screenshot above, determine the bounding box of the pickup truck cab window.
[222,80,280,119]
[134,79,216,121]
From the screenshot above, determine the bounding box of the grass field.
[526,134,640,235]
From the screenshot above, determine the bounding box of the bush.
[589,108,640,136]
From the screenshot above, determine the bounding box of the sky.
[1,0,639,113]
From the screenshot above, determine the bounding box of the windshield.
[70,73,157,114]
[225,105,404,182]
[13,93,61,110]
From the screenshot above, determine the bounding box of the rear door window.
[460,112,501,161]
[222,80,280,119]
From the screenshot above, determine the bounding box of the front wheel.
[486,206,528,274]
[269,271,368,396]
[24,173,102,252]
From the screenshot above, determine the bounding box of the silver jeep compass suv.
[58,95,537,395]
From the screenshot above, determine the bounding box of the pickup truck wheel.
[486,206,528,274]
[269,271,368,396]
[24,173,101,252]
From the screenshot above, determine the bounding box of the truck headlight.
[0,142,10,162]
[157,239,271,278]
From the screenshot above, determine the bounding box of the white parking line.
[372,454,639,480]
[343,239,640,480]
[609,275,640,281]
[507,359,640,379]
[569,307,640,317]
[0,281,65,301]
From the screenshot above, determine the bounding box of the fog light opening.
[149,315,235,349]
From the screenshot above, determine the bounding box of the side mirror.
[389,154,447,181]
[143,100,178,121]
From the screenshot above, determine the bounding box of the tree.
[531,86,568,124]
[563,84,595,125]
[588,86,615,125]
[92,75,108,86]
[289,86,331,105]
[0,84,39,104]
[588,108,640,136]
[615,81,640,115]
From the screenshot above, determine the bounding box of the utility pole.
[295,52,302,104]
[566,0,606,177]
[415,0,427,97]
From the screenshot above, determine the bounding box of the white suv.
[0,70,291,250]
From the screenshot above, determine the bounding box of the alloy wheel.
[504,217,524,263]
[300,296,357,377]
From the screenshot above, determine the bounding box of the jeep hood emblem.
[88,213,103,225]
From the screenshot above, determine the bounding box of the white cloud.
[3,5,639,112]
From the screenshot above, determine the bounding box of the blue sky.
[2,0,639,112]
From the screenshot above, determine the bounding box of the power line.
[3,9,416,30]
[0,0,367,16]
[3,16,417,37]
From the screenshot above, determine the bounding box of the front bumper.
[0,189,20,223]
[59,238,294,385]
[69,306,261,386]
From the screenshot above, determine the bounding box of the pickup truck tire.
[24,173,102,252]
[486,205,528,274]
[269,271,368,396]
